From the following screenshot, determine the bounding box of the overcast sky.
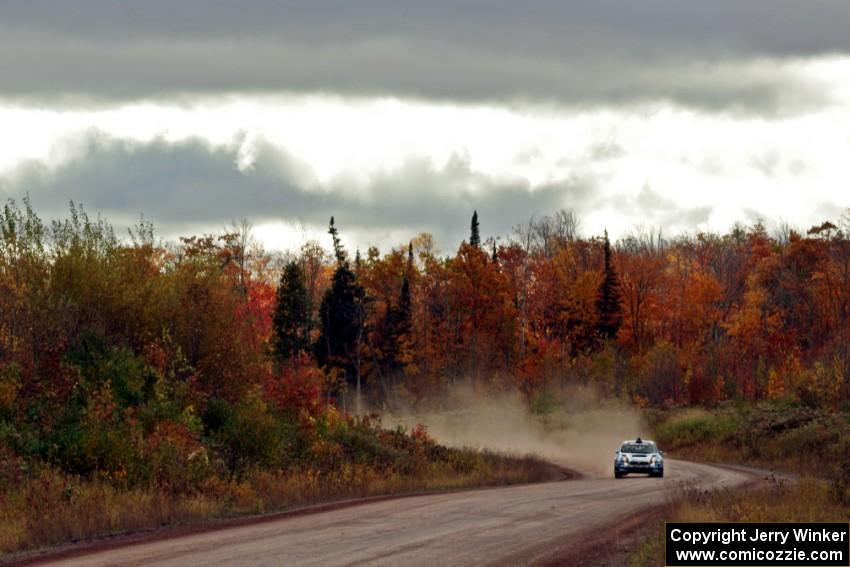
[1,1,849,251]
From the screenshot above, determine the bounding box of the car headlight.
[620,455,629,464]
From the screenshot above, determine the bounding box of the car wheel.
[614,470,623,479]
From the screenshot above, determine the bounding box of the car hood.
[622,453,656,460]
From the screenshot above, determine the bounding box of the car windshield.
[621,442,657,454]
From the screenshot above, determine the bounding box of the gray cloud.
[1,1,848,113]
[615,184,712,233]
[0,134,595,247]
[814,202,850,224]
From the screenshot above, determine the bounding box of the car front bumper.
[616,463,663,474]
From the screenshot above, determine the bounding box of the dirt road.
[32,460,756,567]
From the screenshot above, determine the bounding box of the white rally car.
[614,438,664,478]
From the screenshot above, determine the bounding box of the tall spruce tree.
[470,210,481,247]
[596,230,622,341]
[328,216,345,266]
[272,261,311,363]
[399,242,413,328]
[315,218,366,412]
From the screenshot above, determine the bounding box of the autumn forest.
[2,198,850,552]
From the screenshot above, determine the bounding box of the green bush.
[652,404,850,476]
[654,409,733,448]
[211,391,283,474]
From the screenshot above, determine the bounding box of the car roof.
[621,439,656,445]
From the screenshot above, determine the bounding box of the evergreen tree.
[316,219,366,411]
[328,216,346,266]
[596,230,622,341]
[399,242,413,327]
[272,261,311,363]
[470,210,481,247]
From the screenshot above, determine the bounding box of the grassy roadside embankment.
[0,415,555,558]
[623,403,850,566]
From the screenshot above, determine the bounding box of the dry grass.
[618,404,850,566]
[651,404,850,483]
[0,452,554,556]
[627,476,850,566]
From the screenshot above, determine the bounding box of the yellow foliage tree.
[766,368,786,400]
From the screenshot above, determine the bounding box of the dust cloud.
[385,384,647,477]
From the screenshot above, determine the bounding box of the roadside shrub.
[52,382,144,480]
[653,404,850,476]
[212,390,283,474]
[0,362,22,415]
[654,408,731,449]
[144,420,211,494]
[829,440,850,505]
[771,421,834,459]
[0,437,23,491]
[263,361,323,419]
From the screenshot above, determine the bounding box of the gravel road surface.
[29,459,758,566]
